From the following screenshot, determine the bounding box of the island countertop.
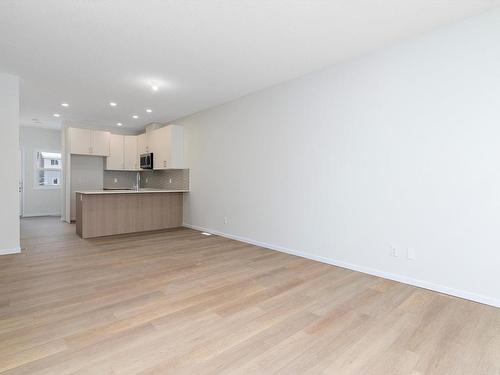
[75,188,189,195]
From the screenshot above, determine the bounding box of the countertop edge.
[76,190,189,195]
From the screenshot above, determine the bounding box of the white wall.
[69,155,104,221]
[0,74,20,254]
[19,127,62,217]
[179,9,500,307]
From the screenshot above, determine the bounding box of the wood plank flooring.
[0,216,498,374]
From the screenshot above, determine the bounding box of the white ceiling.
[1,0,499,132]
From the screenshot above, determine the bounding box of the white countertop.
[76,188,189,195]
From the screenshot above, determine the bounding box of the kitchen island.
[75,189,188,238]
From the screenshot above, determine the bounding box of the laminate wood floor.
[0,217,498,374]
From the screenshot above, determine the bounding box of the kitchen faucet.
[134,172,141,191]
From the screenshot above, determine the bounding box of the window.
[35,151,61,188]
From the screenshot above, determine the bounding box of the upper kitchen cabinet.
[123,135,138,170]
[105,134,125,170]
[67,127,91,155]
[67,127,110,156]
[137,133,150,154]
[106,134,139,170]
[150,125,184,169]
[92,130,111,156]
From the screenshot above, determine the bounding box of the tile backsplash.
[103,169,189,190]
[141,169,190,190]
[103,170,137,189]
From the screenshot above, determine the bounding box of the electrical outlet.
[407,248,416,260]
[390,247,399,257]
[224,216,228,224]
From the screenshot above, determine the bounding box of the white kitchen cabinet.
[150,125,184,169]
[106,134,124,170]
[123,135,138,170]
[92,130,111,156]
[106,134,139,170]
[68,128,92,155]
[137,133,150,154]
[68,127,110,156]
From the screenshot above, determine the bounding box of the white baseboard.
[183,223,500,309]
[0,246,21,255]
[22,213,61,218]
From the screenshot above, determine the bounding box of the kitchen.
[62,123,189,238]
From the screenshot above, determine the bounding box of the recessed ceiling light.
[53,113,60,117]
[109,102,117,107]
[132,115,139,119]
[148,80,160,91]
[146,109,152,113]
[61,103,69,107]
[117,122,123,127]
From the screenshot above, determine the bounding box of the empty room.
[1,1,499,374]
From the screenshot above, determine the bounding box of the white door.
[19,148,23,217]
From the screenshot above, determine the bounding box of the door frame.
[19,147,24,217]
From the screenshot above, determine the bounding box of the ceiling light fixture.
[53,113,60,117]
[132,115,139,119]
[148,80,160,92]
[117,122,123,127]
[109,102,117,107]
[146,109,152,113]
[61,103,69,107]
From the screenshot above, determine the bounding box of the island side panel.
[78,192,183,238]
[76,193,83,237]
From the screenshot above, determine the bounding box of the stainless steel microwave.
[140,153,153,169]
